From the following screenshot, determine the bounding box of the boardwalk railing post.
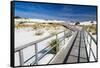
[56,34,59,53]
[19,50,24,66]
[89,37,92,60]
[35,43,38,65]
[86,31,97,61]
[15,29,74,66]
[56,34,58,40]
[64,31,65,44]
[87,32,88,43]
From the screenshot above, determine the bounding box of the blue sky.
[14,2,97,22]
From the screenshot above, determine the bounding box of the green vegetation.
[49,39,60,54]
[75,21,80,25]
[49,31,58,35]
[80,24,96,35]
[35,30,44,36]
[65,31,72,38]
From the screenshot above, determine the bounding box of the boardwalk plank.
[65,30,88,63]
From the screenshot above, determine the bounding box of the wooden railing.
[14,25,97,66]
[15,30,73,66]
[84,30,97,61]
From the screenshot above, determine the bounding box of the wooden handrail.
[15,30,67,52]
[86,31,97,45]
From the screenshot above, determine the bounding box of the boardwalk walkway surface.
[49,25,97,64]
[14,24,97,66]
[63,29,89,63]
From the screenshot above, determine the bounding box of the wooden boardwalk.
[63,30,89,63]
[14,24,97,66]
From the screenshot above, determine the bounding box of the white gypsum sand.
[15,23,69,65]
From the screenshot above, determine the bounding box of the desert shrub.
[32,26,38,30]
[92,32,96,35]
[45,27,49,31]
[65,31,72,38]
[82,25,96,34]
[49,30,58,35]
[35,30,44,35]
[88,29,92,32]
[32,24,38,30]
[49,39,60,54]
[75,22,80,25]
[50,32,58,35]
[15,25,19,29]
